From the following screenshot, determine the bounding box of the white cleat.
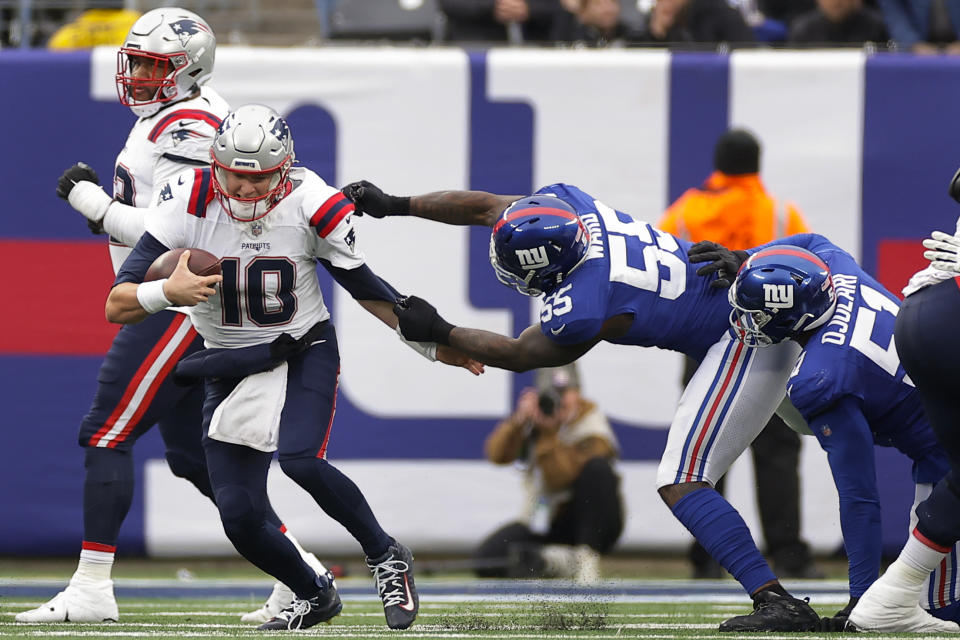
[850,577,960,633]
[240,581,294,623]
[15,582,118,623]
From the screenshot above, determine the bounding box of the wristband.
[137,279,173,314]
[396,327,437,361]
[67,181,112,223]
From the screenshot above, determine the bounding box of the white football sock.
[901,529,950,575]
[74,548,114,583]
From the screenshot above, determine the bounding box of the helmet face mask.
[211,104,295,222]
[728,246,837,347]
[488,195,590,297]
[115,8,215,117]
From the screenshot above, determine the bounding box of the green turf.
[0,598,952,639]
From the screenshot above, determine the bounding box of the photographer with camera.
[472,364,623,583]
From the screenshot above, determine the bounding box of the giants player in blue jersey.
[704,240,959,632]
[19,9,331,624]
[344,180,821,632]
[103,104,481,631]
[838,171,960,632]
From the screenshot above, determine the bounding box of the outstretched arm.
[393,295,632,372]
[342,180,517,227]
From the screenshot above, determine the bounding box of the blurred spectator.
[658,129,823,580]
[639,0,755,45]
[473,364,623,583]
[877,0,960,54]
[439,0,562,42]
[47,9,140,50]
[756,0,817,24]
[551,0,644,44]
[788,0,888,45]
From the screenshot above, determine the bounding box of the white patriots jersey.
[109,86,229,274]
[145,166,362,349]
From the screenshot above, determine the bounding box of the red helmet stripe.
[492,207,578,234]
[751,247,828,271]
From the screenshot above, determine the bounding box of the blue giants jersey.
[777,234,942,476]
[534,184,732,360]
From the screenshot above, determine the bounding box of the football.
[144,248,222,282]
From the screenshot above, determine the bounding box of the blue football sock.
[672,487,777,595]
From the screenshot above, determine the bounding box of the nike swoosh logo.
[399,574,415,611]
[309,340,327,346]
[550,324,566,335]
[177,176,185,185]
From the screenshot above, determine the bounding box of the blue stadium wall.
[0,48,956,558]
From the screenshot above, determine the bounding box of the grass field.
[0,558,954,639]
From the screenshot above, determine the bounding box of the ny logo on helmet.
[515,246,550,270]
[169,19,210,46]
[763,283,794,308]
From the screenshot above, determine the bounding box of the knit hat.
[714,128,761,175]
[535,363,581,393]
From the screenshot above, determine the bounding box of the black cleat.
[366,541,419,629]
[256,577,342,631]
[719,590,820,632]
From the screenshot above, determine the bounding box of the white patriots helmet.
[115,8,216,117]
[210,104,296,222]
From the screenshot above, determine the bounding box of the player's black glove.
[57,162,99,200]
[269,332,308,360]
[818,597,859,632]
[687,240,749,289]
[341,180,410,218]
[949,166,960,205]
[393,295,455,344]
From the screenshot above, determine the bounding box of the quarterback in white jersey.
[106,104,481,632]
[144,164,358,348]
[23,9,333,628]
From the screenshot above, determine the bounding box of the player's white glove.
[922,230,960,273]
[396,326,438,362]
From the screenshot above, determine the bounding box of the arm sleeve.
[113,232,171,287]
[319,260,401,302]
[100,201,147,247]
[809,396,882,598]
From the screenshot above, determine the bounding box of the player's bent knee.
[658,481,710,508]
[916,474,960,547]
[278,455,327,485]
[83,446,133,483]
[164,451,207,482]
[213,485,262,535]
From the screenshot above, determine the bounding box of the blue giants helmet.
[489,195,590,296]
[729,245,836,347]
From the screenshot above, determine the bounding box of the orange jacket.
[657,171,810,250]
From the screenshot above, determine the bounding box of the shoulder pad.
[148,109,223,144]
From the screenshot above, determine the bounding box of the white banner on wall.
[145,439,840,556]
